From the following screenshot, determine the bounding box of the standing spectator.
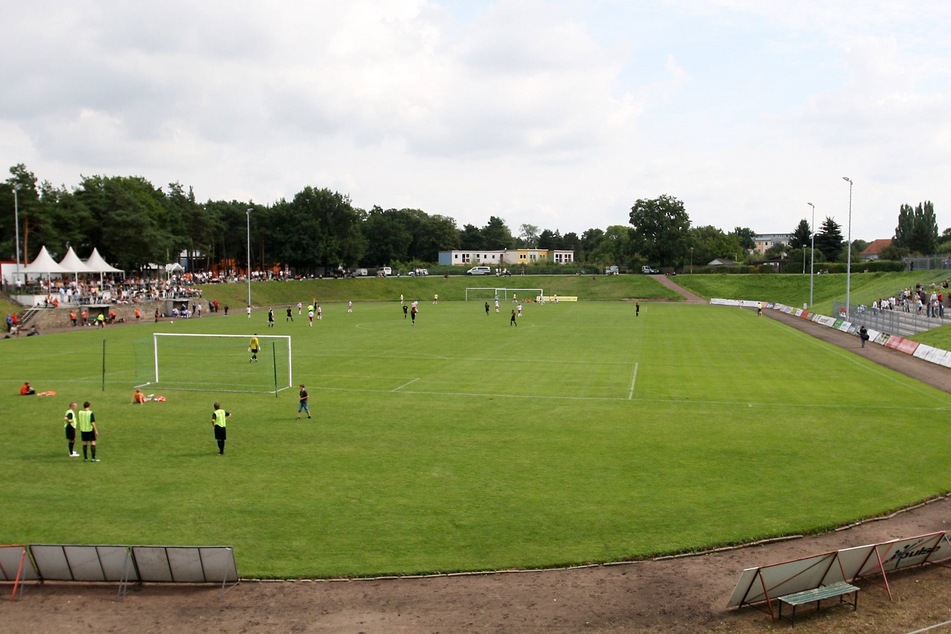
[211,402,231,455]
[77,401,99,462]
[64,401,79,457]
[297,384,312,419]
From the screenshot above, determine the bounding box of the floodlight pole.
[843,177,853,318]
[13,185,20,282]
[808,202,815,307]
[246,207,252,313]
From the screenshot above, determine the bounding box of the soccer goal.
[465,287,545,302]
[135,333,293,394]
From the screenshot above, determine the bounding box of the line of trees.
[4,163,944,275]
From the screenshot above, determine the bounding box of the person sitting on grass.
[20,381,36,395]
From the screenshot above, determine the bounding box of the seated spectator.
[132,388,148,404]
[26,325,39,336]
[20,381,36,395]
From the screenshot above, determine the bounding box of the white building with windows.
[438,248,575,267]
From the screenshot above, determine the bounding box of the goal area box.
[135,333,293,394]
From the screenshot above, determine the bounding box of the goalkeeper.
[249,334,260,362]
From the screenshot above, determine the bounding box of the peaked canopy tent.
[20,245,72,279]
[58,247,97,281]
[83,248,123,275]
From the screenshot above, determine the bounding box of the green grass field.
[4,289,951,578]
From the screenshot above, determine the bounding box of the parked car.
[353,268,368,277]
[408,268,428,277]
[496,268,512,277]
[641,266,660,274]
[606,265,619,275]
[378,266,393,277]
[466,266,492,275]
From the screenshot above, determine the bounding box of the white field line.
[906,619,951,634]
[628,362,639,400]
[392,377,421,392]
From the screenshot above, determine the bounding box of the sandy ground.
[4,291,951,633]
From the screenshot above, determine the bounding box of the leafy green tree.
[629,194,691,267]
[416,214,460,261]
[588,225,633,268]
[4,164,40,262]
[73,175,178,270]
[271,187,364,272]
[730,227,756,254]
[361,207,412,267]
[814,216,844,262]
[894,201,938,255]
[519,223,539,247]
[688,226,742,267]
[481,216,514,249]
[579,228,604,263]
[538,229,561,249]
[460,224,484,249]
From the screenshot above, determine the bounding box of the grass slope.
[3,297,950,578]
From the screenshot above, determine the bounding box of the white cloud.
[3,0,951,242]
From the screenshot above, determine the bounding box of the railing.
[834,301,950,337]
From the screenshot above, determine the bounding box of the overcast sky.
[3,0,951,242]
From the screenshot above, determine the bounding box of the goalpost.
[465,287,545,302]
[136,333,293,394]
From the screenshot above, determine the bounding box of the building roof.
[861,239,892,256]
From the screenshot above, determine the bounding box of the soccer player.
[132,388,147,403]
[517,303,523,317]
[268,308,275,328]
[64,401,79,457]
[297,384,312,419]
[510,309,518,326]
[411,304,417,325]
[316,304,322,320]
[249,334,260,362]
[211,402,231,455]
[402,304,408,319]
[485,301,490,316]
[77,401,99,462]
[347,300,353,313]
[308,306,314,326]
[286,306,293,322]
[433,293,438,304]
[297,302,303,315]
[246,305,251,319]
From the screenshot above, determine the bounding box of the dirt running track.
[4,285,951,633]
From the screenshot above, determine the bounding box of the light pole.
[12,185,20,283]
[842,177,853,318]
[807,202,815,307]
[690,247,693,274]
[246,208,252,313]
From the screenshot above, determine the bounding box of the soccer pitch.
[4,300,951,578]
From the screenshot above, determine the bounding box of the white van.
[379,266,392,277]
[466,266,492,275]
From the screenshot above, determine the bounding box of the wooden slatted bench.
[777,582,859,625]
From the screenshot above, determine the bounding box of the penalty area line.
[392,377,421,392]
[628,362,639,400]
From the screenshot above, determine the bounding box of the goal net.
[465,287,545,302]
[135,333,293,394]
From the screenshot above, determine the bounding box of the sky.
[3,0,951,243]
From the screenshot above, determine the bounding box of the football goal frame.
[139,333,293,395]
[465,287,545,302]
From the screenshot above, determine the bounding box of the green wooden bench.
[777,581,859,625]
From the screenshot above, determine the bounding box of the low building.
[861,239,892,261]
[438,249,575,266]
[753,233,793,255]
